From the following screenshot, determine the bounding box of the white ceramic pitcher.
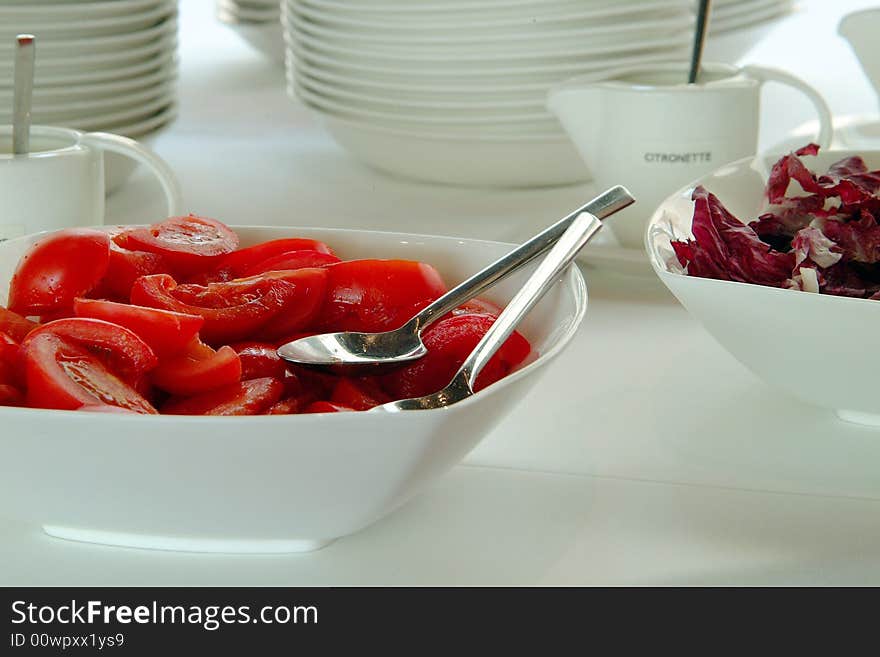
[0,125,181,241]
[547,62,833,249]
[839,9,880,109]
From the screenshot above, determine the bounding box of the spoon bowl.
[277,323,427,374]
[278,185,633,372]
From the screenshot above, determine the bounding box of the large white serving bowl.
[646,149,880,426]
[0,226,587,553]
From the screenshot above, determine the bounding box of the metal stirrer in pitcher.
[12,34,35,155]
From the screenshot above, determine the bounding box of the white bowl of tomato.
[0,216,586,552]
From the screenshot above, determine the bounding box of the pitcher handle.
[80,132,182,218]
[741,65,833,150]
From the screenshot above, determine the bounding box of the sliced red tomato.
[90,237,170,301]
[0,384,24,407]
[330,377,390,411]
[192,238,335,283]
[282,364,338,400]
[0,306,38,342]
[121,215,239,276]
[8,228,110,315]
[78,404,138,414]
[23,318,158,383]
[150,338,242,396]
[381,313,531,399]
[303,401,355,413]
[23,333,157,413]
[0,332,23,388]
[229,342,287,380]
[317,259,447,333]
[266,394,314,415]
[130,268,328,344]
[73,298,204,358]
[162,377,284,416]
[241,250,341,277]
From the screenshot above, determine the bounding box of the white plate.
[767,114,880,153]
[292,46,687,92]
[25,94,176,132]
[0,64,176,101]
[295,77,550,121]
[0,80,176,116]
[4,52,178,88]
[301,0,686,19]
[0,34,177,76]
[0,2,176,36]
[294,68,544,110]
[288,38,690,78]
[287,2,692,46]
[0,18,176,57]
[286,13,693,61]
[294,0,690,31]
[294,83,558,129]
[710,2,793,35]
[0,0,173,19]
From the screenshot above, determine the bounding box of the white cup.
[0,125,182,240]
[547,62,833,249]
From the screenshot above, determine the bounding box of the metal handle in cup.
[79,132,182,217]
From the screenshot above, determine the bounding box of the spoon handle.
[13,35,35,156]
[406,185,633,333]
[454,212,602,392]
[688,0,711,84]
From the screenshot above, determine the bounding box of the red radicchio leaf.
[671,186,795,286]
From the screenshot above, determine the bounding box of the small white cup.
[547,62,833,249]
[0,125,182,240]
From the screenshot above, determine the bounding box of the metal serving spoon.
[277,185,633,372]
[374,211,602,412]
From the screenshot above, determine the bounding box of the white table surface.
[5,0,880,586]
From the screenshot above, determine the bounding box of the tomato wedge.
[23,318,158,383]
[0,306,38,342]
[317,259,447,333]
[90,236,170,301]
[192,238,335,283]
[303,401,355,413]
[0,384,24,407]
[241,250,341,277]
[73,298,204,358]
[130,268,328,344]
[162,377,284,416]
[330,377,390,411]
[0,332,23,388]
[8,228,110,315]
[121,215,239,275]
[23,333,157,413]
[229,342,288,380]
[150,338,242,396]
[381,313,531,399]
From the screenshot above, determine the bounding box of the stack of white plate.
[0,0,179,193]
[706,0,795,62]
[283,0,699,188]
[218,0,284,63]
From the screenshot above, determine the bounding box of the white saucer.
[578,229,654,277]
